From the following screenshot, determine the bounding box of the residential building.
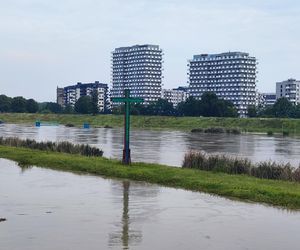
[276,79,300,105]
[56,87,64,107]
[188,52,257,117]
[162,86,189,107]
[262,93,276,106]
[111,44,163,104]
[57,81,109,112]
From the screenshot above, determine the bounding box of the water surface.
[0,159,299,250]
[1,123,300,166]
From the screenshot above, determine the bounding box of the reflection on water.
[1,123,300,166]
[109,182,142,249]
[1,159,300,250]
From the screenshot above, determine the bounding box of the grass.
[183,151,300,182]
[1,145,300,209]
[1,113,300,135]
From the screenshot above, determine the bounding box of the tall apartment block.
[162,86,189,107]
[276,79,300,105]
[57,81,109,112]
[188,52,257,116]
[111,44,163,104]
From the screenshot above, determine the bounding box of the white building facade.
[276,79,300,105]
[111,44,163,104]
[162,87,189,107]
[188,52,257,117]
[60,82,109,112]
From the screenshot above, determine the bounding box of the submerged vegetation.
[0,137,103,157]
[183,151,300,182]
[1,145,300,209]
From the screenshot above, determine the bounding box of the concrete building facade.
[162,86,189,107]
[58,81,109,112]
[276,79,300,105]
[111,44,163,104]
[188,52,257,116]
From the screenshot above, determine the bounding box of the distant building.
[276,79,300,105]
[57,81,109,112]
[56,87,64,107]
[262,93,276,106]
[111,44,163,104]
[162,86,189,107]
[188,52,257,117]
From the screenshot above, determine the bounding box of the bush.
[0,137,103,157]
[183,151,300,182]
[267,131,273,136]
[191,128,204,133]
[283,131,289,136]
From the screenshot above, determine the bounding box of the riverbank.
[1,145,300,209]
[0,113,300,135]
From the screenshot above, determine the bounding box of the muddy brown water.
[0,159,300,250]
[1,124,300,167]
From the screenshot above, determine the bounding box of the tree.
[91,89,99,115]
[74,96,93,114]
[45,102,63,113]
[152,99,175,116]
[247,105,257,118]
[26,99,39,113]
[0,95,12,112]
[177,97,200,116]
[11,96,27,113]
[272,97,293,118]
[63,104,74,114]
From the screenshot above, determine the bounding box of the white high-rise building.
[111,44,163,104]
[162,87,189,107]
[188,52,257,117]
[276,79,300,105]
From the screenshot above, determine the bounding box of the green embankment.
[1,145,300,209]
[1,113,300,134]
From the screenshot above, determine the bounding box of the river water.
[0,123,300,167]
[0,158,299,250]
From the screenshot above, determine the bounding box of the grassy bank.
[1,145,300,209]
[1,113,300,134]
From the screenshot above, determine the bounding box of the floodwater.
[0,158,299,250]
[0,123,300,167]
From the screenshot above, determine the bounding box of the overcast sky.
[0,0,299,102]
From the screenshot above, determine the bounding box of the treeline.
[0,95,63,114]
[248,97,300,118]
[0,92,103,115]
[113,92,239,117]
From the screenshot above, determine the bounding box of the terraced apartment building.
[111,44,163,104]
[188,52,257,117]
[57,82,109,112]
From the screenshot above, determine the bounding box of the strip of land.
[1,145,300,209]
[0,113,300,135]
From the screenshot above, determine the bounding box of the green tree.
[26,99,39,113]
[177,97,200,116]
[272,97,293,118]
[91,90,99,115]
[75,96,93,114]
[11,96,27,113]
[247,105,257,118]
[63,104,74,114]
[0,95,12,112]
[45,102,63,113]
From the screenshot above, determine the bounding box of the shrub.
[267,131,273,136]
[183,151,299,182]
[191,128,203,133]
[0,137,103,157]
[283,131,289,136]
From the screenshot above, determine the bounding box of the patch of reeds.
[191,127,241,134]
[183,151,300,182]
[0,137,103,157]
[65,123,75,127]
